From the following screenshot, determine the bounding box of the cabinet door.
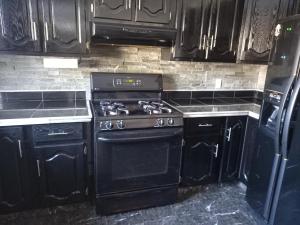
[278,0,300,18]
[206,0,244,62]
[181,135,221,186]
[172,0,210,60]
[35,142,86,205]
[0,0,40,52]
[41,0,85,54]
[93,0,132,20]
[135,0,176,25]
[237,0,281,63]
[239,117,258,185]
[219,116,246,182]
[0,127,28,213]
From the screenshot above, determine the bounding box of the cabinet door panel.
[0,127,27,213]
[36,142,86,204]
[93,0,132,20]
[219,117,246,182]
[173,0,210,60]
[238,0,281,63]
[207,0,244,62]
[42,0,85,53]
[182,135,220,185]
[0,0,40,52]
[135,0,176,25]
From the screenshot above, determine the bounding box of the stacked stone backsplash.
[0,46,267,99]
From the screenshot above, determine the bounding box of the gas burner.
[138,101,172,115]
[100,101,130,116]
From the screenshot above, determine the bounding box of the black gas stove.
[91,73,183,215]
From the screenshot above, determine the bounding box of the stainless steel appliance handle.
[281,78,300,158]
[98,133,180,143]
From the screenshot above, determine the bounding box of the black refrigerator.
[246,15,300,225]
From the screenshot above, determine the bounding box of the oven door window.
[96,128,183,195]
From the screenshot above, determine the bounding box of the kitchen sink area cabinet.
[172,0,244,62]
[0,127,30,213]
[181,117,224,186]
[0,0,40,53]
[219,116,247,182]
[237,0,281,63]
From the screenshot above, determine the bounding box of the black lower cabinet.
[0,127,29,213]
[182,135,221,185]
[35,142,87,206]
[239,117,259,185]
[219,116,247,182]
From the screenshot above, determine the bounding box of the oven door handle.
[98,129,183,143]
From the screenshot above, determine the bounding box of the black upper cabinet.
[0,0,40,52]
[93,0,133,21]
[278,0,300,18]
[35,142,86,205]
[237,0,281,63]
[41,0,86,54]
[92,0,178,28]
[135,0,176,25]
[173,0,243,62]
[0,127,29,213]
[219,116,247,182]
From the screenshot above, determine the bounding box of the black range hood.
[90,23,177,47]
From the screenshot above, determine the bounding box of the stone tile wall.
[0,46,267,99]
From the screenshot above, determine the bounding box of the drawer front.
[33,123,83,142]
[185,117,224,136]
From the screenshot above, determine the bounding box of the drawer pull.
[198,123,213,127]
[37,160,41,177]
[47,132,70,136]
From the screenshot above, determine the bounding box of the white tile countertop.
[0,100,93,127]
[174,103,260,119]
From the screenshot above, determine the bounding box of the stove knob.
[105,121,113,130]
[117,120,125,129]
[168,118,175,126]
[157,119,164,127]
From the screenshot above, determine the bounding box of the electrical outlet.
[215,79,222,89]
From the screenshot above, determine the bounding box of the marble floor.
[0,182,266,225]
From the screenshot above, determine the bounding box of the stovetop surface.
[92,100,182,119]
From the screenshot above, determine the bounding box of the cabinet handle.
[198,123,213,127]
[32,21,37,41]
[47,132,69,136]
[37,160,41,177]
[44,22,49,41]
[213,144,219,158]
[210,35,214,50]
[202,34,207,50]
[18,140,23,158]
[226,127,232,142]
[83,145,87,155]
[91,3,94,13]
[138,0,142,10]
[128,0,131,9]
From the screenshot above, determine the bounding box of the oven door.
[96,128,183,195]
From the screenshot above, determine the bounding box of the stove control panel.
[98,118,183,130]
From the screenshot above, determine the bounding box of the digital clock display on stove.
[113,78,143,87]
